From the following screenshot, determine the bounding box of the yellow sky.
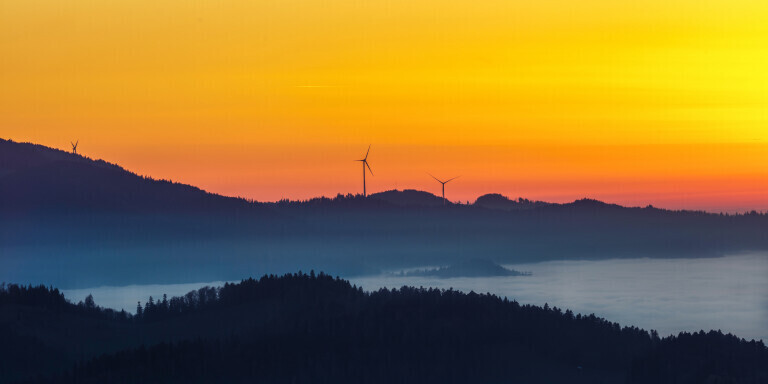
[2,0,767,211]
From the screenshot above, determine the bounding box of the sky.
[2,0,767,212]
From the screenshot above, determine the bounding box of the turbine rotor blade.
[365,161,373,175]
[427,173,443,184]
[364,144,371,161]
[445,176,461,183]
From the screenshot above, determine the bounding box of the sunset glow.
[2,0,768,212]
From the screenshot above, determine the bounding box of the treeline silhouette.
[0,283,129,320]
[473,193,553,210]
[2,274,766,384]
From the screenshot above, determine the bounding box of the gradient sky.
[2,0,767,212]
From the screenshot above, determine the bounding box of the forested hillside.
[1,275,766,384]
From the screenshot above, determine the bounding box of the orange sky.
[2,0,767,212]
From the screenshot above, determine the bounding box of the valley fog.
[64,254,768,342]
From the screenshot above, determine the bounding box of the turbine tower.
[356,145,373,196]
[71,140,78,154]
[428,173,459,205]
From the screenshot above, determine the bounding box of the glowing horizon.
[2,0,768,213]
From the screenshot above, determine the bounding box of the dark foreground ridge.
[1,274,766,384]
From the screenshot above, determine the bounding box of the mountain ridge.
[0,138,265,214]
[3,138,768,288]
[0,138,740,215]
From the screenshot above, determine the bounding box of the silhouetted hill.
[369,189,446,206]
[2,275,766,384]
[0,138,265,214]
[3,138,768,288]
[565,198,623,210]
[399,258,530,277]
[474,193,552,210]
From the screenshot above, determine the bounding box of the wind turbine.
[356,145,373,196]
[71,140,78,154]
[428,173,460,205]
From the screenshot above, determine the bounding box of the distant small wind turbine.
[356,145,373,196]
[428,173,460,205]
[71,140,78,154]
